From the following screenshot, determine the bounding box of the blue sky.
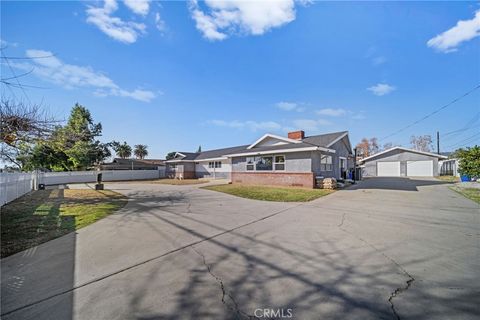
[1,1,479,159]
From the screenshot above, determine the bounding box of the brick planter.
[231,172,315,188]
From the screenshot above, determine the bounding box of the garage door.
[377,162,401,176]
[407,160,433,177]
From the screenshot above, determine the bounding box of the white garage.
[359,147,448,178]
[377,161,401,176]
[407,160,433,177]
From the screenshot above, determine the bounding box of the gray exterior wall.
[361,149,440,177]
[312,137,353,179]
[331,138,354,178]
[232,151,312,172]
[311,150,335,178]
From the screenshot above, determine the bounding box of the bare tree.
[382,142,394,150]
[0,98,57,168]
[356,137,380,158]
[410,135,433,152]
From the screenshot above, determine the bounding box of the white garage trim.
[407,160,433,177]
[377,161,401,177]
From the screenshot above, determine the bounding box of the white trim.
[359,147,448,162]
[273,154,286,171]
[165,159,196,163]
[224,146,335,157]
[247,133,302,149]
[195,157,228,162]
[326,132,349,148]
[174,152,187,158]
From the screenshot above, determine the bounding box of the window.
[209,161,222,169]
[246,157,255,171]
[256,156,273,171]
[320,155,333,171]
[246,155,286,171]
[274,155,285,171]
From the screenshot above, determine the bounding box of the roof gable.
[302,131,349,147]
[247,134,302,149]
[360,147,448,162]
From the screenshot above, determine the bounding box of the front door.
[339,157,347,179]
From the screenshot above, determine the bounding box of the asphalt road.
[1,178,479,320]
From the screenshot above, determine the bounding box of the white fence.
[0,172,37,206]
[1,169,166,206]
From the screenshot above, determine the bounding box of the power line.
[444,132,480,150]
[380,84,480,141]
[443,112,480,137]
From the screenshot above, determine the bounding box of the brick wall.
[169,171,195,179]
[231,172,315,188]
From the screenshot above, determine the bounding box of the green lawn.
[202,184,334,202]
[436,176,460,183]
[1,189,127,258]
[450,187,480,204]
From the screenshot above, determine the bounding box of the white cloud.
[0,38,18,48]
[316,108,346,117]
[210,119,282,131]
[372,56,386,66]
[275,101,305,112]
[365,46,387,66]
[155,12,167,33]
[351,112,366,120]
[14,49,156,102]
[124,0,150,16]
[292,119,332,132]
[427,10,480,53]
[86,0,146,44]
[188,0,297,41]
[367,83,396,96]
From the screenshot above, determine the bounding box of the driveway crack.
[191,246,257,319]
[388,276,415,320]
[337,211,415,320]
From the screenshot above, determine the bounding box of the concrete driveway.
[1,178,479,319]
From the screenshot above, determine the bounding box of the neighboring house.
[166,130,354,188]
[99,158,165,170]
[359,147,447,177]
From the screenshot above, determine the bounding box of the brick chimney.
[288,130,305,140]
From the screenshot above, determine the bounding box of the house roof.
[174,152,199,160]
[194,145,250,160]
[167,131,350,162]
[302,131,349,148]
[111,158,165,165]
[359,146,448,162]
[247,134,302,149]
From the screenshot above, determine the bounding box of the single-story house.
[166,130,354,188]
[99,158,165,170]
[359,147,448,177]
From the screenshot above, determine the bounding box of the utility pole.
[437,131,440,155]
[353,147,357,183]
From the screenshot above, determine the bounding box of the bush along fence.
[0,168,166,206]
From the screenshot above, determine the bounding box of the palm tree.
[134,144,148,159]
[113,141,132,159]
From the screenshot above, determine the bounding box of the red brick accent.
[288,130,305,140]
[231,172,315,188]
